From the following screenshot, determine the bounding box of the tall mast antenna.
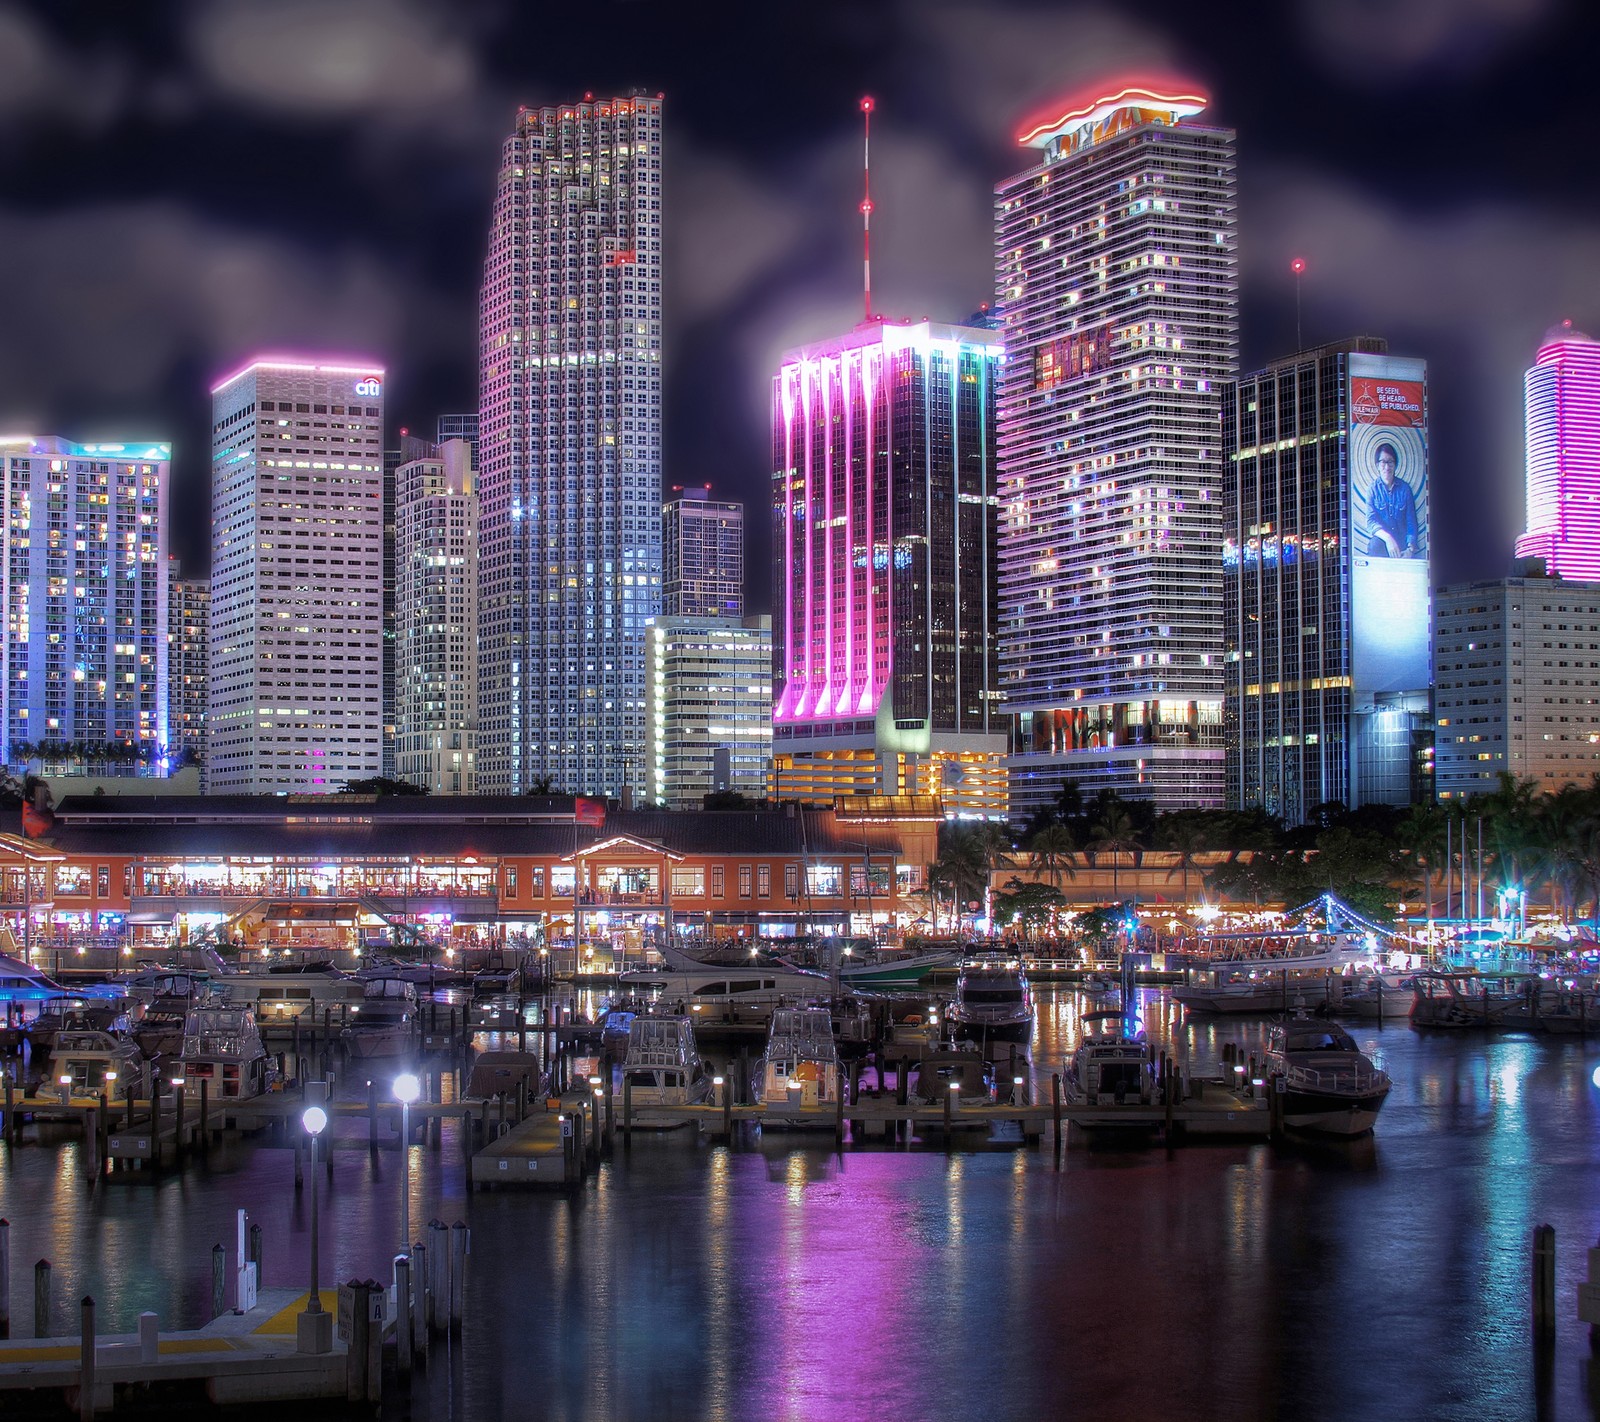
[860,96,874,321]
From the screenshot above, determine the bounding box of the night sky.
[3,0,1598,609]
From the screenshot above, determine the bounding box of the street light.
[299,1105,331,1353]
[394,1072,420,1257]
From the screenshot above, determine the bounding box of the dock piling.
[1052,1073,1063,1164]
[410,1241,427,1357]
[427,1220,448,1337]
[367,1079,377,1150]
[84,1107,99,1180]
[211,1243,225,1319]
[249,1222,263,1285]
[199,1077,210,1146]
[78,1296,94,1422]
[34,1258,49,1338]
[0,1218,9,1339]
[138,1312,157,1365]
[395,1255,412,1377]
[4,1067,14,1146]
[449,1222,468,1333]
[623,1074,633,1140]
[1532,1223,1556,1337]
[293,1129,303,1190]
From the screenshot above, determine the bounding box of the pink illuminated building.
[1515,326,1600,580]
[771,318,1007,815]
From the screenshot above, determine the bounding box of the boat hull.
[1280,1086,1389,1136]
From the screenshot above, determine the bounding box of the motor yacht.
[178,1007,278,1100]
[837,947,962,991]
[617,1015,712,1127]
[908,1051,993,1114]
[755,1007,842,1127]
[214,960,364,1026]
[26,994,126,1053]
[1264,1019,1391,1135]
[1408,972,1527,1029]
[0,950,68,1005]
[131,972,220,1059]
[1065,1010,1156,1110]
[946,967,1033,1044]
[340,977,418,1060]
[47,1029,149,1101]
[617,963,828,1027]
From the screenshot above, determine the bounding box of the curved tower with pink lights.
[1515,325,1600,581]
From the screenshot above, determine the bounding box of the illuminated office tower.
[1,436,170,767]
[208,358,386,793]
[1222,339,1432,821]
[647,614,771,809]
[167,567,209,767]
[1515,325,1600,580]
[995,83,1237,815]
[771,319,1007,817]
[478,92,664,796]
[396,438,478,794]
[663,486,743,618]
[436,413,479,451]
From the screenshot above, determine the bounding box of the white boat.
[1264,1019,1391,1135]
[836,948,961,991]
[755,1007,842,1127]
[131,972,221,1058]
[215,962,365,1025]
[907,1051,993,1120]
[1408,972,1527,1029]
[26,994,126,1052]
[44,1029,149,1101]
[947,966,1034,1044]
[618,964,829,1026]
[618,1015,712,1127]
[179,1007,278,1100]
[340,978,417,1060]
[1064,1010,1156,1111]
[0,949,68,1004]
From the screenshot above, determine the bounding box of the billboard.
[1348,353,1429,700]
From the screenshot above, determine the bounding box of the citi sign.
[354,378,382,397]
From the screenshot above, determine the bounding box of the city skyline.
[2,4,1596,611]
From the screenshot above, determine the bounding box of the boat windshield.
[963,989,1024,1004]
[1284,1029,1357,1053]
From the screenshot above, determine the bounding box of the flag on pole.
[574,797,606,828]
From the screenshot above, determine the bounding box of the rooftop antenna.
[860,96,874,321]
[1290,257,1307,350]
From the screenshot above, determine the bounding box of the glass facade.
[995,92,1237,814]
[478,94,664,796]
[1,436,170,768]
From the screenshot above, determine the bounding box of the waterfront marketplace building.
[0,795,940,962]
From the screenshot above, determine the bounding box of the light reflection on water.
[1,988,1598,1420]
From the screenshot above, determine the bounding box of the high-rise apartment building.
[1435,577,1600,799]
[771,319,1007,817]
[396,438,478,794]
[208,358,385,793]
[663,486,743,618]
[995,84,1238,815]
[1222,339,1432,821]
[437,413,479,452]
[167,567,209,767]
[1,436,170,767]
[1514,325,1600,580]
[478,92,664,796]
[647,614,772,809]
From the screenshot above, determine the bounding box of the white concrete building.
[1435,577,1600,799]
[478,92,664,796]
[995,83,1238,814]
[396,438,478,794]
[208,358,385,793]
[647,615,771,809]
[1,436,170,769]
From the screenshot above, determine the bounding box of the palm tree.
[931,825,991,935]
[1028,824,1077,937]
[1397,804,1448,934]
[1090,806,1138,904]
[1157,818,1210,916]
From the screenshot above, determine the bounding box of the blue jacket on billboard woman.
[1366,441,1418,557]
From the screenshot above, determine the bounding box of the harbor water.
[3,987,1599,1421]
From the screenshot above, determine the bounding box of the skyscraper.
[647,614,772,809]
[995,83,1238,815]
[478,92,664,796]
[1222,339,1432,821]
[770,319,1007,816]
[396,437,478,794]
[1,436,170,767]
[208,358,385,793]
[167,567,209,769]
[663,486,743,617]
[436,413,479,452]
[1514,325,1600,580]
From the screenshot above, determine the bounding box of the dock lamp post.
[394,1073,420,1256]
[298,1105,331,1354]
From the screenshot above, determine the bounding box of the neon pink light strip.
[1516,338,1600,580]
[210,357,386,395]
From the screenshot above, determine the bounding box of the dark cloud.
[1294,0,1561,81]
